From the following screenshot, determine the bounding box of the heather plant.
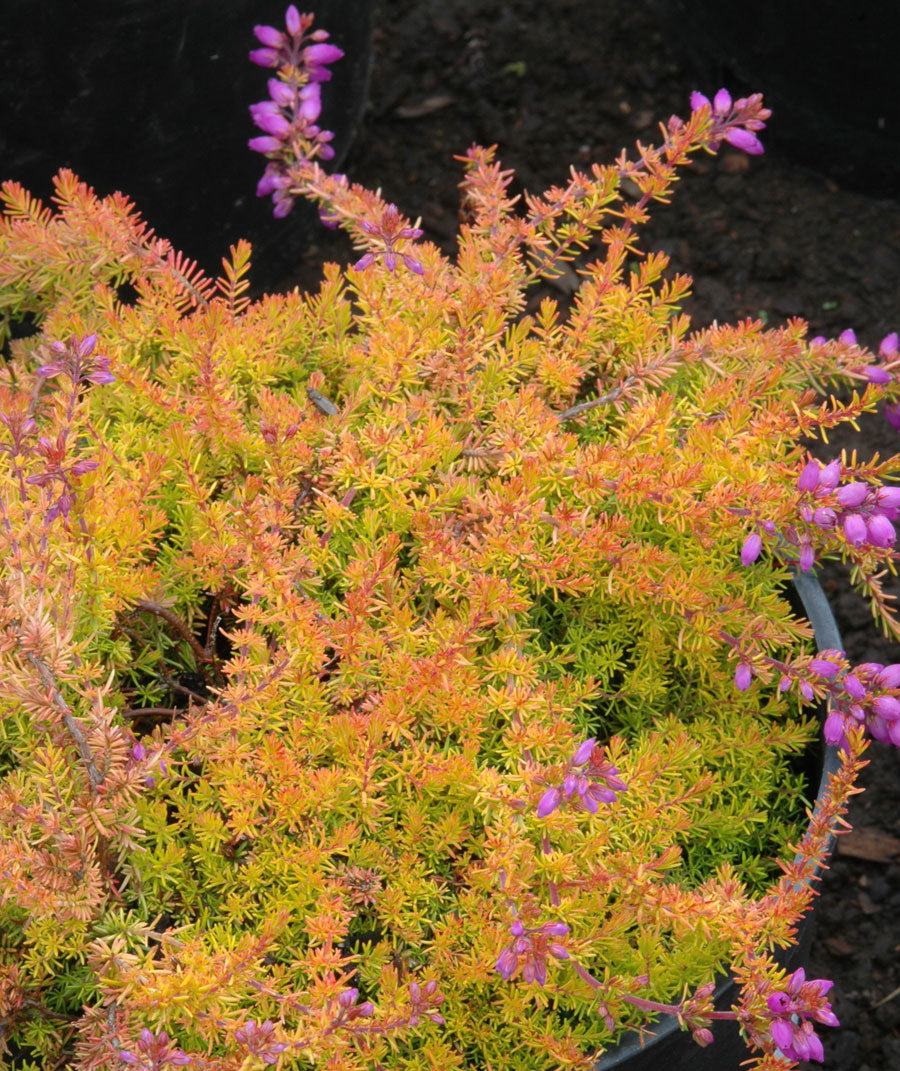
[1,7,899,1070]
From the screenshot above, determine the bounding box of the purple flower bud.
[132,742,146,761]
[809,336,826,346]
[842,674,866,699]
[876,663,900,688]
[510,920,525,937]
[338,988,359,1008]
[876,486,900,509]
[257,112,292,138]
[713,87,733,113]
[813,506,837,527]
[842,513,868,546]
[253,24,285,48]
[495,948,517,979]
[863,365,893,384]
[249,47,281,68]
[839,328,858,346]
[818,459,842,490]
[735,663,752,691]
[824,711,846,746]
[248,135,284,154]
[285,5,302,36]
[724,128,764,154]
[867,513,896,547]
[810,658,841,679]
[572,737,596,766]
[257,171,290,197]
[303,42,345,66]
[797,459,821,492]
[548,943,569,960]
[536,787,561,818]
[741,532,763,565]
[85,367,116,385]
[690,91,711,111]
[836,483,870,508]
[799,542,815,572]
[873,695,900,719]
[800,680,815,701]
[779,675,792,692]
[542,922,570,937]
[77,333,98,358]
[267,79,294,107]
[402,255,425,275]
[879,332,899,357]
[353,253,377,271]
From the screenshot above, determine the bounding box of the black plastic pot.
[0,0,373,291]
[593,569,843,1070]
[653,0,900,197]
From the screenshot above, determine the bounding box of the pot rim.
[592,568,843,1068]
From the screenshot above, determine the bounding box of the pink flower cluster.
[494,918,570,986]
[762,968,839,1064]
[248,6,343,217]
[233,1020,289,1066]
[809,329,898,385]
[536,737,627,818]
[689,88,770,155]
[805,657,900,750]
[353,203,425,276]
[406,979,446,1027]
[36,332,115,386]
[118,1029,192,1069]
[741,458,900,573]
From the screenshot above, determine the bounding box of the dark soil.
[275,2,900,1068]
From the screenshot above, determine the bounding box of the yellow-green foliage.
[0,128,897,1071]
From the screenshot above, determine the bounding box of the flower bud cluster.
[118,1029,192,1068]
[809,328,899,385]
[353,203,425,276]
[248,5,343,217]
[406,979,446,1027]
[36,333,115,387]
[332,986,375,1023]
[233,1019,289,1065]
[804,657,900,750]
[536,737,627,818]
[494,918,571,986]
[689,88,770,155]
[741,457,900,573]
[762,968,839,1064]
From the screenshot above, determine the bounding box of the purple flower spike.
[763,968,839,1064]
